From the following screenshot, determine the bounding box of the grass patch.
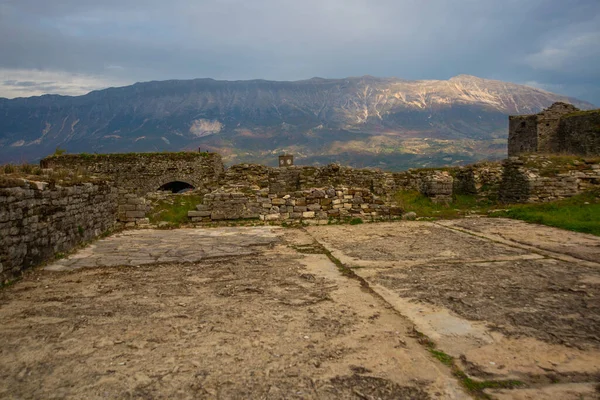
[494,189,600,236]
[393,190,493,219]
[429,349,453,366]
[454,371,524,398]
[147,194,204,225]
[349,218,363,225]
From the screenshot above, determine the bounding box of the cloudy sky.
[1,0,599,104]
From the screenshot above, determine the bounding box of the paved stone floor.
[45,227,281,271]
[1,218,599,399]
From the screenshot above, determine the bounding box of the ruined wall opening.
[158,181,195,193]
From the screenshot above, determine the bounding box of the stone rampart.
[0,180,118,282]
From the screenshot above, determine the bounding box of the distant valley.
[0,75,595,170]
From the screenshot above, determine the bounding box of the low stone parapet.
[188,186,403,224]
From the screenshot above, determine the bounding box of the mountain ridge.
[0,75,595,169]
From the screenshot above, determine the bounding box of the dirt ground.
[1,219,600,399]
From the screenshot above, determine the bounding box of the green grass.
[394,189,600,236]
[494,189,600,236]
[148,195,204,225]
[429,349,454,366]
[394,190,493,219]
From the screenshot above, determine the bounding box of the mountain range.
[0,75,595,169]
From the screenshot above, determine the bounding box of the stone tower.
[508,102,580,156]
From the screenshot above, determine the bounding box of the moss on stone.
[563,109,600,118]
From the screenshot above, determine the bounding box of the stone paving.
[45,227,281,271]
[29,218,600,399]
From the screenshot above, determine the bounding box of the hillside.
[0,75,594,169]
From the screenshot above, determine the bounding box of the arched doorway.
[158,181,195,193]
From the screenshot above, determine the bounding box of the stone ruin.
[509,102,600,157]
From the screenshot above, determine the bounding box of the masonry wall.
[508,115,538,156]
[189,186,403,224]
[41,152,224,223]
[0,180,118,282]
[499,156,600,203]
[41,152,225,195]
[559,111,600,156]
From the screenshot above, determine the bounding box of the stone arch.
[158,181,195,193]
[145,174,204,195]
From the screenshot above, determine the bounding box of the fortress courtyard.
[1,218,599,399]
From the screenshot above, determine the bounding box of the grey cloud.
[0,0,599,104]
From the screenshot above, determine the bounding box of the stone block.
[264,214,280,221]
[271,198,286,206]
[127,197,145,205]
[188,211,211,218]
[302,211,315,218]
[307,203,321,211]
[125,211,146,218]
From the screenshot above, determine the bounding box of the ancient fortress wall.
[0,180,117,282]
[499,156,600,203]
[2,151,598,280]
[41,152,225,195]
[41,152,224,224]
[508,115,538,156]
[559,111,600,157]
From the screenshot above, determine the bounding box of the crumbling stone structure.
[508,102,599,156]
[499,155,600,203]
[2,150,599,281]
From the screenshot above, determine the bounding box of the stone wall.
[559,111,600,156]
[508,115,538,156]
[499,156,600,203]
[189,186,403,224]
[0,180,118,282]
[225,163,455,203]
[41,152,224,195]
[41,152,224,223]
[452,163,504,200]
[536,102,580,153]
